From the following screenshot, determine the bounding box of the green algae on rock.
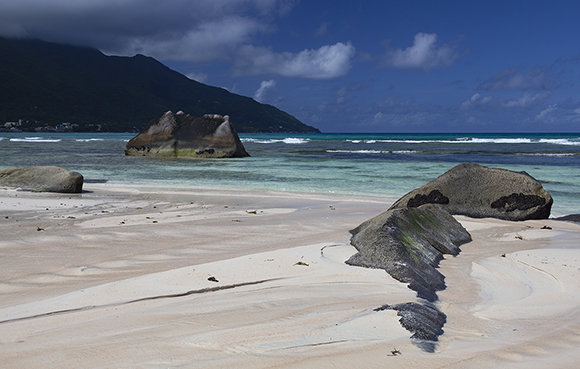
[346,203,471,302]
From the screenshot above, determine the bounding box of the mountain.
[0,37,319,133]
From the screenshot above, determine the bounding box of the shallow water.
[1,132,579,216]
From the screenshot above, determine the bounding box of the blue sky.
[1,0,580,132]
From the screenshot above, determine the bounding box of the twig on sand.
[388,348,401,356]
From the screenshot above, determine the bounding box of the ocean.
[1,132,579,216]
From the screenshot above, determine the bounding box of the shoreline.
[2,185,580,368]
[2,131,580,218]
[3,180,575,217]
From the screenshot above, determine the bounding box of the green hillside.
[0,38,319,133]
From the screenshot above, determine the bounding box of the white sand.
[1,185,580,368]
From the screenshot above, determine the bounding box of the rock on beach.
[345,163,556,349]
[346,203,472,302]
[346,203,471,350]
[0,166,84,193]
[125,111,249,158]
[390,162,553,221]
[555,214,580,223]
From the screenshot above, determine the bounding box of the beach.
[1,184,580,368]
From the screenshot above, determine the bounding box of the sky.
[1,0,580,133]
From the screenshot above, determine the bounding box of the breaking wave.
[539,139,580,146]
[347,139,459,144]
[327,149,417,154]
[467,138,534,144]
[346,137,580,145]
[9,137,62,143]
[520,153,576,157]
[242,137,310,144]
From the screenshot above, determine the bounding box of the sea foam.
[241,137,310,144]
[10,137,62,143]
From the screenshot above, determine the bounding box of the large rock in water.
[346,204,472,302]
[125,111,249,158]
[390,163,552,221]
[0,166,83,193]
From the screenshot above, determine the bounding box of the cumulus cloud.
[478,65,550,90]
[253,80,276,102]
[234,42,356,79]
[501,92,549,109]
[461,93,493,109]
[124,16,267,62]
[383,33,460,71]
[0,0,358,80]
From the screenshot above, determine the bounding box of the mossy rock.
[346,204,471,302]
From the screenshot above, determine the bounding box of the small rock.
[0,166,83,193]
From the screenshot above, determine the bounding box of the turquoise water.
[1,132,579,216]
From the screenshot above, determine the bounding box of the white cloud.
[187,72,208,83]
[384,33,460,71]
[0,0,357,80]
[315,22,331,36]
[501,92,549,109]
[535,104,557,121]
[565,107,580,123]
[479,66,550,91]
[220,83,238,93]
[371,111,430,127]
[253,80,276,102]
[0,0,291,62]
[335,86,347,104]
[461,93,493,109]
[234,42,356,79]
[122,16,267,63]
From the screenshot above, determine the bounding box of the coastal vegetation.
[0,37,319,133]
